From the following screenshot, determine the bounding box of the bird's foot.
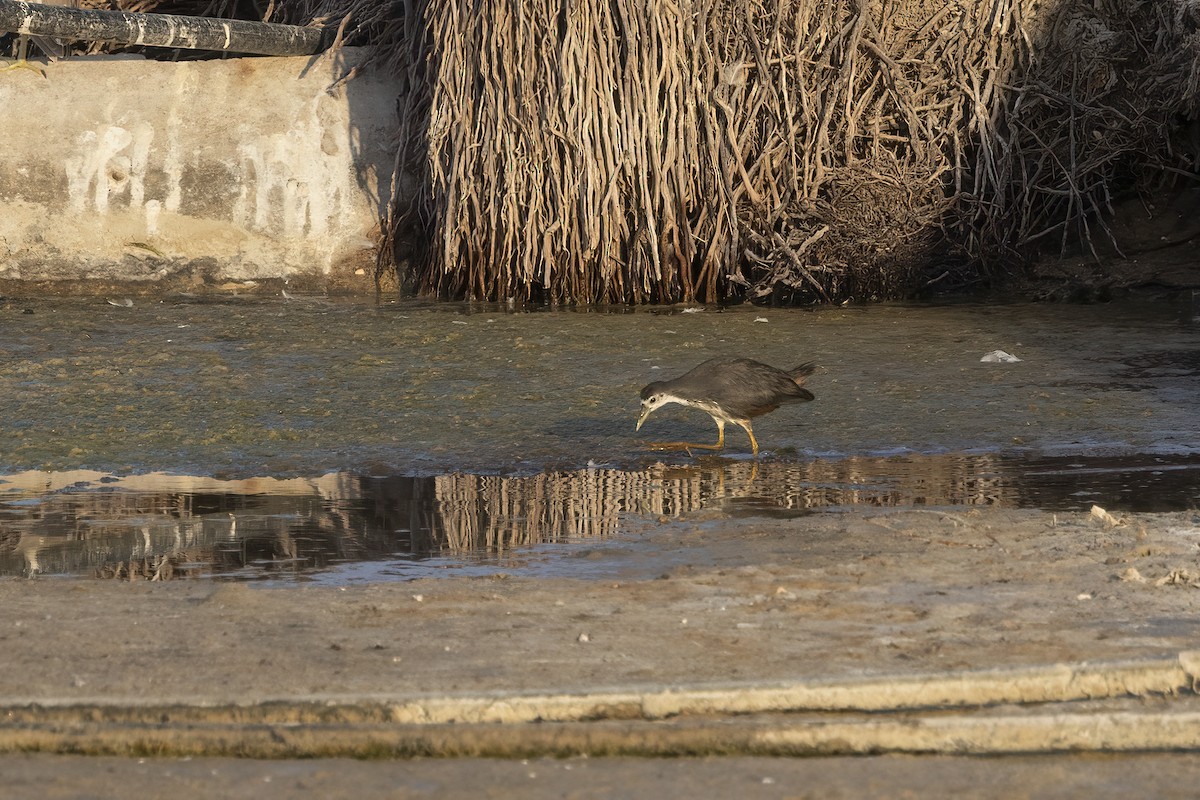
[0,59,47,78]
[642,441,725,455]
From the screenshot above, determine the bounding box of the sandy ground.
[4,505,1200,795]
[7,508,1200,704]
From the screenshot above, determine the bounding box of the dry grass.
[957,1,1200,272]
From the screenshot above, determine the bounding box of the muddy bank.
[3,507,1199,716]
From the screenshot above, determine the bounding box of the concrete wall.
[0,47,397,289]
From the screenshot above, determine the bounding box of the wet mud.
[2,292,1198,580]
[1,293,1198,477]
[0,292,1198,581]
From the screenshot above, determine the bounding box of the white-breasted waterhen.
[636,357,816,456]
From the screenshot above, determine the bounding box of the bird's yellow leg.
[1,39,46,77]
[644,421,726,453]
[738,421,760,457]
[1,60,47,76]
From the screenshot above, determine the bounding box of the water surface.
[2,294,1197,475]
[3,452,1197,581]
[2,293,1197,581]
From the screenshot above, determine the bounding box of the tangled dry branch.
[955,0,1200,273]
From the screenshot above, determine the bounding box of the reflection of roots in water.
[95,553,176,581]
[0,491,355,580]
[430,470,635,553]
[1,453,1014,577]
[418,453,1010,554]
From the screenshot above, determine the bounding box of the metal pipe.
[0,0,330,57]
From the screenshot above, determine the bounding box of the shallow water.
[3,452,1198,582]
[1,293,1198,580]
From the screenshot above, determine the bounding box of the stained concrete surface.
[0,48,396,287]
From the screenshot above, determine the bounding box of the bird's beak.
[636,405,652,431]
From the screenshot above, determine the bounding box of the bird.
[2,0,78,76]
[636,357,816,456]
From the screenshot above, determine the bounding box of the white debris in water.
[682,307,702,313]
[106,298,133,307]
[1090,505,1123,527]
[1156,569,1196,587]
[980,349,1021,362]
[1119,567,1146,583]
[754,317,769,323]
[452,320,469,325]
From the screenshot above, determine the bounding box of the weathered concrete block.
[0,47,397,289]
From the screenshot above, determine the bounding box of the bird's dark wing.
[672,358,813,418]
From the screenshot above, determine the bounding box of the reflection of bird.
[3,0,78,75]
[637,358,816,456]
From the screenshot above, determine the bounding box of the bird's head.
[636,381,672,431]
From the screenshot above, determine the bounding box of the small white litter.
[980,350,1021,363]
[1090,504,1123,527]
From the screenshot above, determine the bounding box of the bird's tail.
[788,362,817,385]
